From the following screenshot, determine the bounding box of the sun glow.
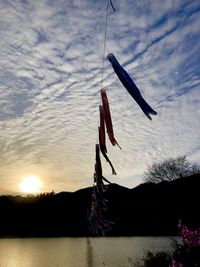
[19,175,42,194]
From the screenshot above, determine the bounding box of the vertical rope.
[100,0,109,89]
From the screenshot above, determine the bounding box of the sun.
[19,175,42,194]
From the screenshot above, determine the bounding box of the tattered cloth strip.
[88,144,114,236]
[101,89,121,148]
[88,185,114,236]
[99,105,117,175]
[107,53,157,120]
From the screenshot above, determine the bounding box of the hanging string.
[110,0,116,12]
[100,0,116,89]
[100,0,110,89]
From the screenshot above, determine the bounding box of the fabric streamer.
[101,89,121,148]
[107,53,157,120]
[99,105,117,175]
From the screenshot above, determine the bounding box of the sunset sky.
[0,0,200,194]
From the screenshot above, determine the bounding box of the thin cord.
[110,0,116,12]
[100,0,109,89]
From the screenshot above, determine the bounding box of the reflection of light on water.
[0,237,179,266]
[86,237,93,267]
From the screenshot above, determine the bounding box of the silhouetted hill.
[0,174,199,237]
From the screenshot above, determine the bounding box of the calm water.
[0,237,177,267]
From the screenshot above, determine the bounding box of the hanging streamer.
[99,105,117,175]
[99,105,107,154]
[95,144,106,194]
[107,53,157,120]
[101,89,121,148]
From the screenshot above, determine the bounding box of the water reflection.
[0,237,177,267]
[86,237,93,267]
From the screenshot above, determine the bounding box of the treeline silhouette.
[0,174,199,237]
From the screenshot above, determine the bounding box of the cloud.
[0,0,200,194]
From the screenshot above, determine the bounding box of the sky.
[0,0,200,194]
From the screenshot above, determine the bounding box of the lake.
[0,236,177,267]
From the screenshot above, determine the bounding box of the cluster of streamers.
[88,90,119,235]
[88,144,114,236]
[88,1,118,237]
[88,0,158,236]
[107,53,157,120]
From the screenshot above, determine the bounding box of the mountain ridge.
[0,174,199,237]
